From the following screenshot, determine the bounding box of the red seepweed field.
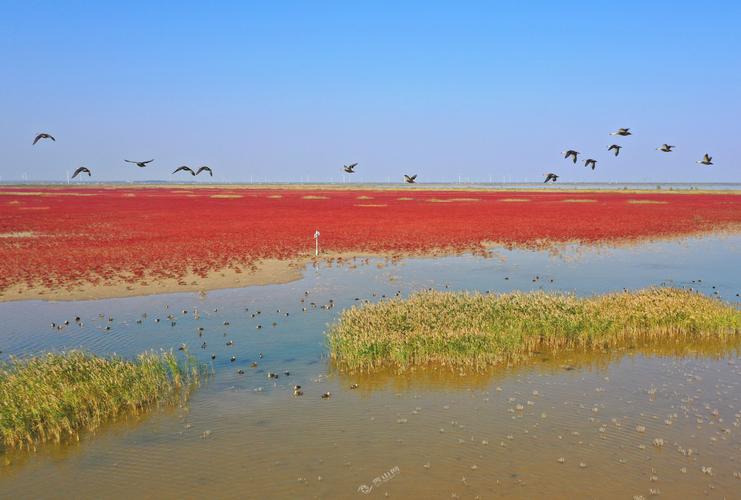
[1,186,740,294]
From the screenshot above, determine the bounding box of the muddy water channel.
[1,235,740,499]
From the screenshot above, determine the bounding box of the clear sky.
[1,1,739,183]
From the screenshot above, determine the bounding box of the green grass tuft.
[328,288,741,371]
[0,350,203,450]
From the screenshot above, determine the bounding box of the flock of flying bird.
[33,128,714,183]
[544,127,714,183]
[32,133,213,179]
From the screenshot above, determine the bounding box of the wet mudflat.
[0,235,739,498]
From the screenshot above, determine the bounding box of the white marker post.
[314,230,320,256]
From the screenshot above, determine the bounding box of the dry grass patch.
[499,198,531,202]
[302,195,329,200]
[328,288,740,371]
[627,199,669,205]
[562,199,597,203]
[0,232,36,239]
[18,206,50,210]
[397,197,414,201]
[266,194,283,199]
[354,204,388,207]
[356,195,374,200]
[209,194,243,199]
[427,198,480,203]
[0,351,204,450]
[0,192,44,196]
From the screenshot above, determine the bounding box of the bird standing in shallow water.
[72,167,91,178]
[607,144,622,156]
[696,154,713,166]
[33,133,55,145]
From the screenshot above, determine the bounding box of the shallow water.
[1,235,740,498]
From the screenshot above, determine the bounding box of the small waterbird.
[610,128,632,136]
[696,153,713,166]
[71,167,91,178]
[544,173,559,183]
[584,159,597,170]
[343,163,357,173]
[404,174,417,184]
[172,165,196,175]
[196,166,213,176]
[562,150,579,163]
[657,144,675,153]
[607,144,622,156]
[124,159,154,168]
[33,133,55,145]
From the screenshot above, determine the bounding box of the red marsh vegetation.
[1,187,739,291]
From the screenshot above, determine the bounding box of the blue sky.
[1,1,739,183]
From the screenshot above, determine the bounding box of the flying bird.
[584,159,597,170]
[172,166,196,175]
[657,144,675,153]
[343,163,357,173]
[562,150,579,163]
[33,133,55,145]
[610,128,632,136]
[544,173,559,183]
[607,144,622,156]
[696,154,713,166]
[125,159,154,168]
[71,167,91,179]
[196,166,213,176]
[404,174,417,184]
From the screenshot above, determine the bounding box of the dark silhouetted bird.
[343,163,357,173]
[404,174,417,184]
[33,133,55,145]
[584,159,597,170]
[607,144,622,156]
[125,159,154,167]
[196,166,213,176]
[610,128,631,136]
[72,167,91,178]
[544,173,559,183]
[562,150,579,163]
[696,154,713,166]
[657,144,675,153]
[172,166,196,175]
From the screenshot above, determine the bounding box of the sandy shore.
[0,258,305,302]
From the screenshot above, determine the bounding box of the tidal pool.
[1,235,739,498]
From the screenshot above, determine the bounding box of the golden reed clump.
[0,351,203,450]
[328,288,740,371]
